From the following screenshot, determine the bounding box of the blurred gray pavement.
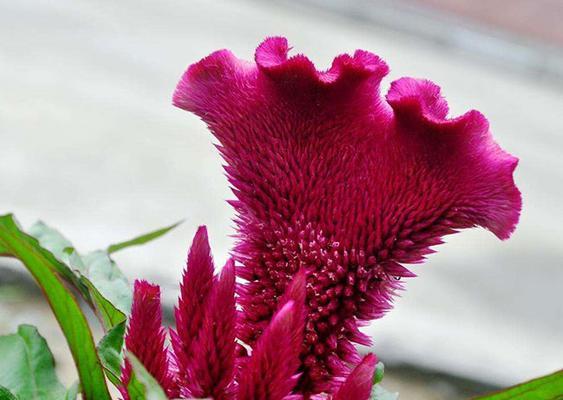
[1,0,562,390]
[412,0,563,46]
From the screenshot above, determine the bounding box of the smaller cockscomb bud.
[171,226,216,389]
[120,280,175,399]
[237,275,306,400]
[332,354,377,400]
[180,259,237,400]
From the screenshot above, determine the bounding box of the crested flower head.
[174,37,521,394]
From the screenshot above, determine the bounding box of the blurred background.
[1,0,562,398]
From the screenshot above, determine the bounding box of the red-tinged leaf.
[27,221,128,330]
[0,214,111,400]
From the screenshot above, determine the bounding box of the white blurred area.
[1,0,562,390]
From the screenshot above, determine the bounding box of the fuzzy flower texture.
[121,37,521,400]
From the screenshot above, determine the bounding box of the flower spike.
[332,354,378,400]
[237,277,306,400]
[180,259,237,399]
[120,280,175,398]
[171,226,216,389]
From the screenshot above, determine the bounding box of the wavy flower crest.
[172,36,520,394]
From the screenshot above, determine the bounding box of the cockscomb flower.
[174,37,521,395]
[120,280,176,399]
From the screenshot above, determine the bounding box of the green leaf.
[0,386,17,400]
[369,361,395,399]
[28,221,74,263]
[371,384,399,400]
[107,221,182,254]
[0,214,111,400]
[81,250,132,316]
[22,219,179,328]
[98,321,126,387]
[81,275,127,330]
[126,353,168,400]
[0,243,8,256]
[26,220,129,330]
[374,361,385,385]
[0,325,65,400]
[27,222,87,289]
[474,370,563,400]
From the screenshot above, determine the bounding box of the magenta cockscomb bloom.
[120,280,176,399]
[174,37,521,394]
